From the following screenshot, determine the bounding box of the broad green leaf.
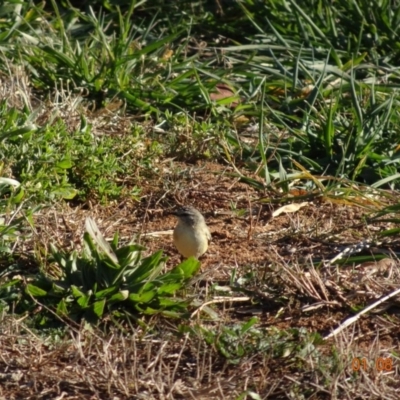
[115,244,144,266]
[137,305,158,315]
[125,250,165,283]
[26,284,47,297]
[71,285,86,298]
[56,159,73,169]
[71,285,91,308]
[77,294,91,309]
[129,290,156,304]
[111,232,119,252]
[56,298,69,316]
[109,290,129,302]
[157,282,182,295]
[164,258,200,280]
[94,286,118,299]
[11,187,24,203]
[92,299,106,318]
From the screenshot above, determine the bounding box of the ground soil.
[2,161,400,399]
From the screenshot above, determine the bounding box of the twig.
[324,286,400,340]
[190,296,250,319]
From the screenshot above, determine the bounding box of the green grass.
[3,0,400,190]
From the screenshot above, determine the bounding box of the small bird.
[172,206,211,259]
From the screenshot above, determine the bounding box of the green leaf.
[71,285,86,298]
[92,299,106,318]
[241,317,259,334]
[85,217,119,265]
[56,158,73,169]
[77,295,91,309]
[136,305,158,315]
[109,290,129,303]
[11,187,25,204]
[129,290,156,304]
[79,261,97,291]
[379,228,400,237]
[41,45,75,68]
[164,257,200,280]
[26,284,47,297]
[157,297,189,307]
[157,282,182,295]
[125,250,165,284]
[372,173,400,188]
[57,298,69,316]
[0,124,37,140]
[94,286,118,299]
[71,286,91,308]
[51,187,78,200]
[51,282,67,295]
[115,244,144,266]
[111,231,119,252]
[161,310,184,318]
[0,278,21,290]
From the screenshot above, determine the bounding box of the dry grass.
[1,66,400,400]
[1,270,399,400]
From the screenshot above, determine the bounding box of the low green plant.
[0,102,145,203]
[26,217,200,323]
[192,319,323,365]
[0,175,34,252]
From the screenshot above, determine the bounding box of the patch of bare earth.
[2,160,399,399]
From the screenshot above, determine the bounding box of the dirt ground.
[3,160,400,399]
[34,161,400,334]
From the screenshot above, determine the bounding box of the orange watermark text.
[352,357,393,372]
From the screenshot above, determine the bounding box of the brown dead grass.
[4,160,399,399]
[1,73,400,399]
